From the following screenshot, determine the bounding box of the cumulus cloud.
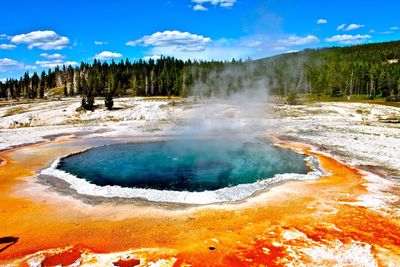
[337,23,365,31]
[94,51,123,60]
[11,30,70,50]
[0,58,22,68]
[325,34,371,44]
[40,53,65,59]
[35,59,78,68]
[336,24,346,31]
[390,26,400,30]
[94,41,108,45]
[278,35,319,46]
[191,0,236,10]
[317,19,328,24]
[193,4,208,11]
[37,53,77,67]
[344,24,365,31]
[0,44,17,50]
[127,30,212,52]
[0,58,37,72]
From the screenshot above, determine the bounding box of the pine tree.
[39,71,46,98]
[31,72,39,99]
[378,71,389,98]
[23,72,30,98]
[104,90,114,110]
[86,90,95,110]
[63,80,68,97]
[81,97,87,109]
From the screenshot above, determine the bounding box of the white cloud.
[0,58,36,72]
[37,53,77,67]
[0,58,22,68]
[40,53,65,59]
[149,44,251,61]
[390,26,400,30]
[94,41,108,45]
[35,59,78,68]
[25,65,37,70]
[0,34,11,40]
[94,51,123,60]
[369,29,376,33]
[0,44,17,50]
[278,35,319,46]
[336,24,346,31]
[193,4,208,11]
[240,40,263,47]
[11,30,70,50]
[344,24,365,31]
[325,34,371,44]
[140,32,323,61]
[317,19,328,24]
[127,30,212,52]
[0,78,7,83]
[191,0,236,10]
[143,55,162,61]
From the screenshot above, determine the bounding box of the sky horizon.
[1,0,400,80]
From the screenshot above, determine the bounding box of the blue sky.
[1,0,400,80]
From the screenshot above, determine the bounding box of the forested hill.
[254,40,400,100]
[1,40,400,102]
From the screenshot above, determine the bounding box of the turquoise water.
[57,139,309,192]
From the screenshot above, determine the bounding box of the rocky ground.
[273,102,400,180]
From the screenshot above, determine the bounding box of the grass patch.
[303,94,400,108]
[46,86,65,97]
[136,96,182,101]
[3,106,29,117]
[356,109,371,115]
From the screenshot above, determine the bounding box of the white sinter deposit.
[41,156,324,204]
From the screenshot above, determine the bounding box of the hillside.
[253,40,400,100]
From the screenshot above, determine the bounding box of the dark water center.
[57,139,309,192]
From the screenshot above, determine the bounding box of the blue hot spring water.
[57,139,309,192]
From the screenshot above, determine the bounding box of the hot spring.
[53,139,313,198]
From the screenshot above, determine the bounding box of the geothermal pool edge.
[39,138,326,205]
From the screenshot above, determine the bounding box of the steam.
[181,62,274,140]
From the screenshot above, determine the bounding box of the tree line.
[1,40,400,105]
[0,57,194,100]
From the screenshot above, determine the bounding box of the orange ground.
[0,138,399,266]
